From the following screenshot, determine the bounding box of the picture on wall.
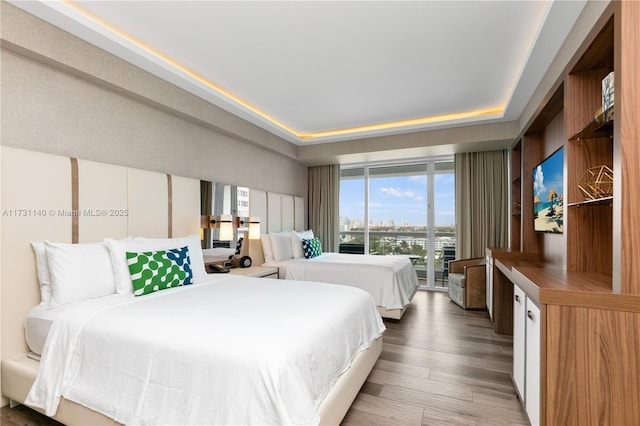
[533,147,564,233]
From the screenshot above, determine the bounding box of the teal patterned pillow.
[126,246,193,296]
[302,237,322,259]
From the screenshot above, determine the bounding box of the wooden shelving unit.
[568,108,613,141]
[565,15,614,277]
[499,4,640,425]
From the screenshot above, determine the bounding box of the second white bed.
[266,253,419,319]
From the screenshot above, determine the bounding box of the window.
[339,158,455,290]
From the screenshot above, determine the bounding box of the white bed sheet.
[266,253,419,310]
[25,275,385,425]
[25,302,79,356]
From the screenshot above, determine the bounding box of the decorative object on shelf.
[578,165,614,200]
[533,147,564,233]
[602,71,614,112]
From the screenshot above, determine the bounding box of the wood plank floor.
[1,291,527,425]
[342,290,528,425]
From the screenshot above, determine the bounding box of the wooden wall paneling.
[521,134,542,254]
[545,305,582,425]
[1,147,72,358]
[545,304,640,425]
[267,192,282,233]
[618,0,640,294]
[294,196,305,231]
[170,175,200,238]
[77,160,128,242]
[281,195,294,232]
[127,168,168,238]
[565,70,610,138]
[567,204,613,274]
[540,113,567,269]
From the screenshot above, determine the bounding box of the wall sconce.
[200,215,211,230]
[218,214,234,241]
[248,217,261,240]
[235,216,249,230]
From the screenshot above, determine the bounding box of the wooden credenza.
[485,247,539,335]
[493,261,640,425]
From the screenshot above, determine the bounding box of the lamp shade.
[219,214,234,241]
[248,217,261,240]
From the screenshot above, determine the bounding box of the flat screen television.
[533,147,564,233]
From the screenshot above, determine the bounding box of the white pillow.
[261,234,274,263]
[107,234,205,294]
[291,230,314,259]
[135,234,206,280]
[45,241,116,306]
[270,231,294,262]
[30,242,52,305]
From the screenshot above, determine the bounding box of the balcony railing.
[339,230,456,287]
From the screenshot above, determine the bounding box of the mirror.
[200,181,250,249]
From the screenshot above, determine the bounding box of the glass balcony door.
[339,158,455,290]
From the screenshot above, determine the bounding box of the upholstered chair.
[447,258,486,309]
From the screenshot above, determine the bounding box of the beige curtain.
[308,165,340,252]
[455,150,509,259]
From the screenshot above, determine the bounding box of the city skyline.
[340,173,455,227]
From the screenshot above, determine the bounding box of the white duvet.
[270,253,419,310]
[25,275,385,425]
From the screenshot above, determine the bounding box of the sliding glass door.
[339,158,455,290]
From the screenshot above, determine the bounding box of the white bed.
[265,252,419,320]
[23,274,384,425]
[0,147,384,426]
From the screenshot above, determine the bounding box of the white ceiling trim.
[9,0,587,147]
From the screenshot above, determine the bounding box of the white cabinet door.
[525,299,541,426]
[513,284,526,401]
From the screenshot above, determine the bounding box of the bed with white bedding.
[21,274,384,425]
[1,148,384,425]
[263,232,419,319]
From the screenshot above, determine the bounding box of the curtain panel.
[308,165,340,252]
[455,150,509,259]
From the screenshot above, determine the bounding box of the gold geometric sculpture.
[578,165,613,200]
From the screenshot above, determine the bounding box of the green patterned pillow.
[302,237,322,259]
[126,246,193,296]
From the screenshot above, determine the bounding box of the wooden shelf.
[569,108,613,141]
[567,196,613,207]
[510,266,640,313]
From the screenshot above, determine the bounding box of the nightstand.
[229,266,278,279]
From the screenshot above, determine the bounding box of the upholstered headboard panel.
[77,159,128,242]
[1,148,71,359]
[247,190,305,265]
[267,192,282,233]
[0,146,200,359]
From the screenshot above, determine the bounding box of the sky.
[533,147,564,205]
[340,173,455,226]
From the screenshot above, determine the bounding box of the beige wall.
[0,2,307,196]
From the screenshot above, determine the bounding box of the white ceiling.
[11,0,587,146]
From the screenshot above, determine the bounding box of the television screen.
[533,147,564,233]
